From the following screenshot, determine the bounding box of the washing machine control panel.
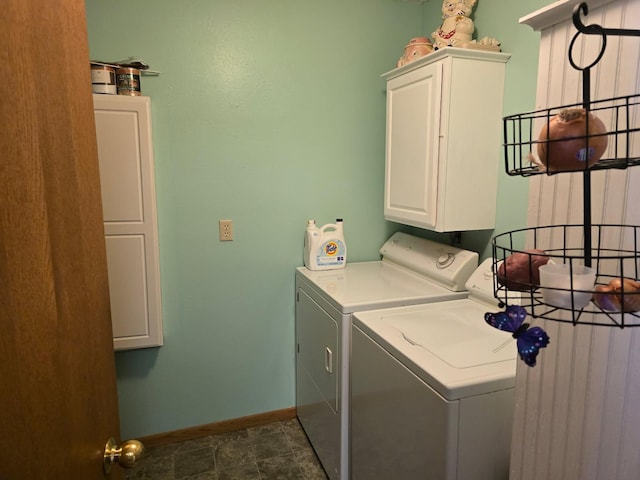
[380,232,479,291]
[436,252,455,269]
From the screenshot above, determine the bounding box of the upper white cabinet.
[93,94,164,351]
[383,48,510,232]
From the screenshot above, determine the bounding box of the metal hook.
[572,1,640,38]
[569,3,607,71]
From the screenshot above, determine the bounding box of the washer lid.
[353,299,517,399]
[392,307,514,368]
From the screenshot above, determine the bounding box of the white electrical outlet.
[219,219,233,241]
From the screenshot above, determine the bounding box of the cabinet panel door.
[93,95,163,350]
[105,235,149,338]
[382,50,509,232]
[94,109,144,222]
[384,62,442,229]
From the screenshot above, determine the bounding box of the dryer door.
[296,288,340,480]
[296,289,339,412]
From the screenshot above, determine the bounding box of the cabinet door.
[383,50,509,232]
[93,95,163,350]
[384,61,442,230]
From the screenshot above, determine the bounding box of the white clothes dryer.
[295,232,479,480]
[350,258,518,480]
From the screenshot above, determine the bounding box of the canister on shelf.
[91,64,117,95]
[116,67,141,96]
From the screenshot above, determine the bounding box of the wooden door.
[0,0,123,478]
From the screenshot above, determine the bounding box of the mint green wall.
[86,0,546,439]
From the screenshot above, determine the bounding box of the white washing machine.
[350,258,517,480]
[295,232,479,480]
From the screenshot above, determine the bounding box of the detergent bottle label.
[316,239,346,267]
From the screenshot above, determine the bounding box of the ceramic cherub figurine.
[432,0,477,50]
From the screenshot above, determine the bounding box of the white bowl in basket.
[539,263,596,309]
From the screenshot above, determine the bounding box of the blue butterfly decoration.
[484,305,550,367]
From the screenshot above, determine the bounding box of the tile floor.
[124,418,329,480]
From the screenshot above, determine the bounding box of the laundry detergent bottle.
[303,218,347,271]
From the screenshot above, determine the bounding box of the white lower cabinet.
[93,94,163,350]
[383,48,510,232]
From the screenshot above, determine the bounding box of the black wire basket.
[492,3,640,328]
[492,224,640,327]
[503,94,640,177]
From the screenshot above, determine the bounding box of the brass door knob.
[103,437,144,473]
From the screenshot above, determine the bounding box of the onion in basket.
[497,249,550,291]
[537,108,608,172]
[593,278,640,313]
